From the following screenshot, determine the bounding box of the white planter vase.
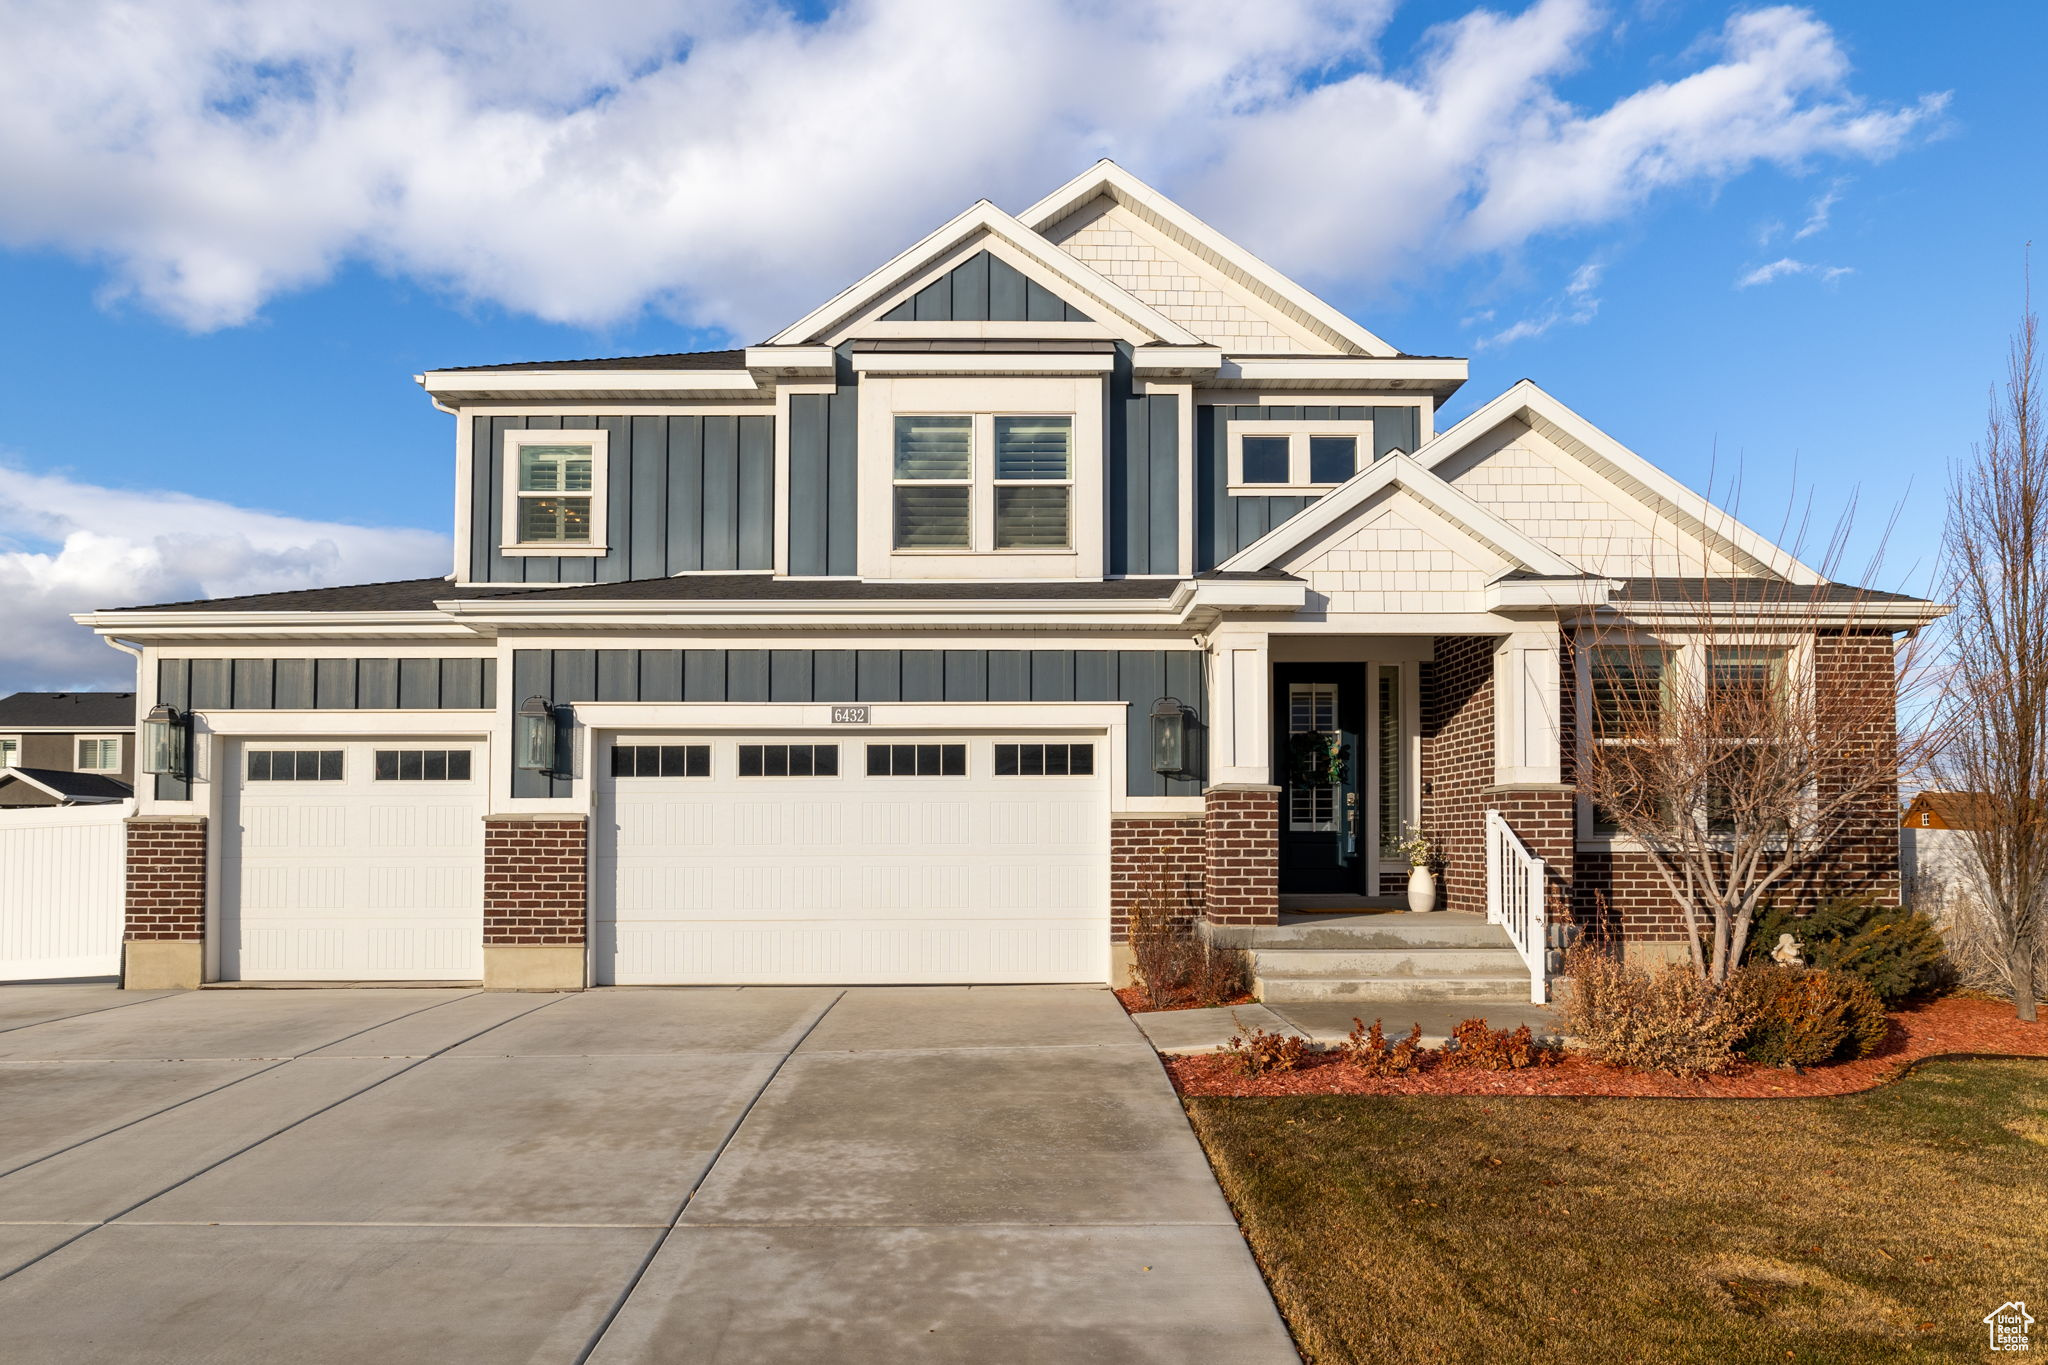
[1406,865,1438,913]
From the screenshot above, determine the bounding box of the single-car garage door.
[221,739,485,981]
[595,732,1110,985]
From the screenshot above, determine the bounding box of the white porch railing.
[1484,809,1549,1004]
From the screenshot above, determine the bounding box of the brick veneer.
[1110,813,1205,941]
[124,816,206,941]
[483,816,588,946]
[1204,786,1279,926]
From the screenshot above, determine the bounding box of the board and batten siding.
[880,250,1091,323]
[469,414,775,584]
[1109,347,1180,576]
[1196,404,1423,569]
[151,656,496,800]
[511,647,1205,800]
[786,347,860,576]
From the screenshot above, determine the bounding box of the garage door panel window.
[993,742,1094,776]
[373,749,474,782]
[866,743,967,777]
[612,744,712,778]
[737,743,839,777]
[247,749,344,781]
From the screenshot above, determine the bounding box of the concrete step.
[1215,913,1513,952]
[1254,974,1537,1004]
[1251,946,1530,979]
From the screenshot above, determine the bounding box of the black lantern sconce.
[140,703,190,780]
[1150,696,1192,777]
[515,695,559,773]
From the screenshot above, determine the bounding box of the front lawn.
[1189,1059,2048,1363]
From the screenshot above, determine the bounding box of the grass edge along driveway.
[1188,1058,2048,1364]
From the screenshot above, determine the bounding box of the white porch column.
[1207,627,1272,786]
[1493,627,1563,786]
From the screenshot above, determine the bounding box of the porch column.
[122,815,206,989]
[1207,627,1271,786]
[1203,785,1280,927]
[1487,627,1574,916]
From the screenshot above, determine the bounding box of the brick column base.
[1203,785,1280,929]
[123,816,207,989]
[483,815,589,990]
[1110,813,1205,986]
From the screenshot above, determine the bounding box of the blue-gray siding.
[510,647,1205,799]
[787,347,860,576]
[1196,404,1423,569]
[1109,347,1180,575]
[469,414,775,583]
[880,250,1091,323]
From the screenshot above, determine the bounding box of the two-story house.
[0,691,136,809]
[79,163,1939,994]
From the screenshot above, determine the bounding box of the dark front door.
[1274,664,1364,895]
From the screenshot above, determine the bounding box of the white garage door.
[221,739,485,981]
[595,732,1110,985]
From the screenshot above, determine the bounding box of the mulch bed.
[1165,996,2048,1099]
[1113,985,1253,1014]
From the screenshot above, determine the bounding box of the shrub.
[1440,1018,1557,1071]
[1189,937,1251,1008]
[1340,1018,1424,1076]
[1559,943,1754,1077]
[1126,882,1250,1010]
[1225,1019,1309,1076]
[1748,896,1951,1006]
[1735,966,1894,1067]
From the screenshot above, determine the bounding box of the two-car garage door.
[594,732,1110,985]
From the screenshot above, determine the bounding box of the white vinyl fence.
[0,803,129,981]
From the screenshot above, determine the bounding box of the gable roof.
[1219,452,1584,579]
[0,767,132,803]
[427,349,746,374]
[1022,160,1399,359]
[0,692,136,729]
[766,199,1204,347]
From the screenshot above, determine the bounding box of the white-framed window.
[502,427,609,555]
[1228,421,1383,493]
[892,412,1073,552]
[75,736,121,772]
[0,735,18,770]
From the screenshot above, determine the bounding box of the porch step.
[1253,974,1538,1004]
[1251,946,1529,978]
[1210,912,1512,952]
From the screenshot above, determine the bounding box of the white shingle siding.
[1054,206,1300,349]
[1440,421,1746,578]
[1289,506,1494,614]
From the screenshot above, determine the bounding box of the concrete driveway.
[0,983,1297,1364]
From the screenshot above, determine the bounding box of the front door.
[1274,665,1365,895]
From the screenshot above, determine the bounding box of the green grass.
[1188,1059,2048,1364]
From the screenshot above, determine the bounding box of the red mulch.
[1166,997,2048,1099]
[1114,985,1255,1014]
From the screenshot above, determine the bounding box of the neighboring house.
[1900,791,1985,923]
[74,162,1944,994]
[0,692,135,809]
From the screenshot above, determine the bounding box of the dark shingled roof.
[0,768,134,801]
[1606,577,1930,606]
[0,692,137,728]
[428,349,748,374]
[108,571,1299,614]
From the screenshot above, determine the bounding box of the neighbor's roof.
[0,767,132,802]
[0,692,137,728]
[1903,791,1991,829]
[103,571,1298,614]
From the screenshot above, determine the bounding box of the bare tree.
[1574,540,1930,986]
[1937,282,2048,1021]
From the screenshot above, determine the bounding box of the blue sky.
[0,0,2036,688]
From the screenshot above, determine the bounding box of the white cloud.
[1793,179,1845,239]
[0,0,1941,339]
[1736,256,1851,287]
[0,464,447,691]
[1475,259,1603,349]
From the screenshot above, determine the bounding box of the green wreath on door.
[1287,731,1351,788]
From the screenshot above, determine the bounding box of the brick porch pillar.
[1203,785,1280,928]
[482,815,589,990]
[123,815,206,989]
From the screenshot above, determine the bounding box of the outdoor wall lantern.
[140,703,190,779]
[515,695,559,773]
[1150,696,1191,777]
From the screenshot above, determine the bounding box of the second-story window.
[893,413,1073,552]
[504,428,609,554]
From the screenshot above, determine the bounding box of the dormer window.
[503,428,609,556]
[892,413,1073,552]
[1229,421,1380,493]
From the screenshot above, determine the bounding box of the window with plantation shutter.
[994,416,1071,549]
[892,412,1074,553]
[893,415,972,549]
[503,428,609,554]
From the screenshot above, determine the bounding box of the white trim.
[767,200,1202,348]
[1021,160,1401,359]
[419,370,759,400]
[500,427,611,557]
[1227,419,1375,494]
[850,353,1116,376]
